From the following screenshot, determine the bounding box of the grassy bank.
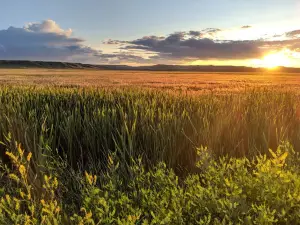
[1,86,300,224]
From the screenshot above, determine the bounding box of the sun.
[252,50,292,69]
[262,53,291,69]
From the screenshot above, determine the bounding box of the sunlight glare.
[252,50,292,69]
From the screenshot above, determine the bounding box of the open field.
[1,69,300,224]
[1,69,300,92]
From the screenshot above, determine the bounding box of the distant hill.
[0,60,132,70]
[0,60,300,73]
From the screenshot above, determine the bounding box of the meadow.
[2,68,300,92]
[1,69,300,224]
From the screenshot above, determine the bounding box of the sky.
[1,0,300,67]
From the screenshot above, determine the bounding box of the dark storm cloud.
[0,44,5,52]
[121,31,300,60]
[0,26,84,47]
[0,20,103,61]
[125,35,261,60]
[104,28,221,47]
[0,19,146,64]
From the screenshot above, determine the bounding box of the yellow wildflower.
[86,211,93,219]
[53,177,58,188]
[20,191,25,199]
[27,152,32,162]
[8,173,20,182]
[224,178,230,187]
[5,151,18,164]
[14,198,20,210]
[85,171,93,185]
[19,165,26,177]
[55,206,60,213]
[5,194,11,203]
[17,143,24,157]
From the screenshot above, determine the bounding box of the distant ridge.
[0,60,132,70]
[1,60,300,73]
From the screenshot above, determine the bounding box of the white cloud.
[25,19,72,36]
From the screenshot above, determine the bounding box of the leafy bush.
[1,141,300,224]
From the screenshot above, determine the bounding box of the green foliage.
[1,141,300,224]
[1,86,300,224]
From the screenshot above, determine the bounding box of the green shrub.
[1,141,300,224]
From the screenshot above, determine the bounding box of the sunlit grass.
[1,85,300,223]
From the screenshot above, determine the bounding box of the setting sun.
[252,50,292,69]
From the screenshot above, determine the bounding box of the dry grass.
[1,69,300,93]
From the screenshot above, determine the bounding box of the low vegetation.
[1,85,300,224]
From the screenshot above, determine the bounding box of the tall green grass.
[0,86,299,172]
[1,86,300,224]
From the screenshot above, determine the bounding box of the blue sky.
[1,0,300,66]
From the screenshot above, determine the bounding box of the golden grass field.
[1,68,300,92]
[2,68,300,223]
